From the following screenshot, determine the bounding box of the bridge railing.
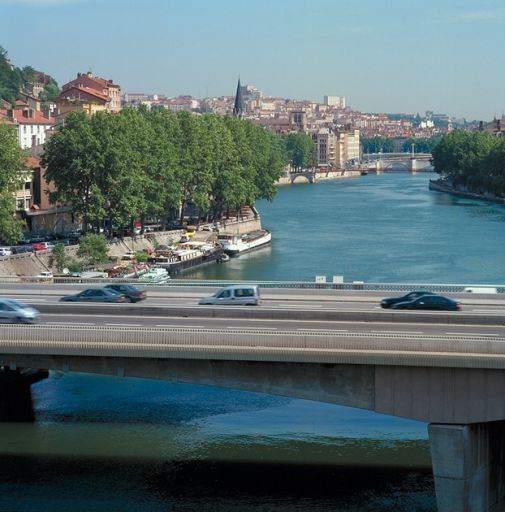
[0,275,503,293]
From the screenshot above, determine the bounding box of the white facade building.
[324,95,346,109]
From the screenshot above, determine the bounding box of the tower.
[233,78,245,117]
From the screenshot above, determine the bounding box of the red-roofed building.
[61,71,121,112]
[0,106,55,149]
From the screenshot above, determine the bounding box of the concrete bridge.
[362,152,433,173]
[2,321,505,511]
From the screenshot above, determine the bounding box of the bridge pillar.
[375,160,383,173]
[0,367,48,422]
[409,158,418,173]
[429,422,505,512]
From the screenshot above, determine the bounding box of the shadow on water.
[0,455,436,512]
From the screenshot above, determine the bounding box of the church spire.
[233,78,244,117]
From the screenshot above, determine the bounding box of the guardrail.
[2,324,505,369]
[0,275,503,293]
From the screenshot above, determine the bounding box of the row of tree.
[0,47,60,105]
[42,108,295,234]
[432,130,505,196]
[362,136,441,155]
[0,123,28,243]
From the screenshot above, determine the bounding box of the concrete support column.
[0,368,48,422]
[409,158,418,172]
[429,422,505,512]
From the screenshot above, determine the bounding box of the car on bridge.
[199,285,261,306]
[104,284,146,302]
[60,288,128,303]
[392,295,461,311]
[380,290,436,308]
[0,298,40,323]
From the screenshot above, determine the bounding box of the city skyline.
[1,0,504,121]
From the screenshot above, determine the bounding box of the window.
[218,290,231,298]
[235,288,254,297]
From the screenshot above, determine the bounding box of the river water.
[3,172,505,512]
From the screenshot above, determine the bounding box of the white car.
[32,271,54,282]
[0,298,40,323]
[0,247,12,256]
[122,251,136,260]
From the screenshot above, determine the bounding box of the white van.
[198,285,261,306]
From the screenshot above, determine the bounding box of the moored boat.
[138,267,170,283]
[218,229,271,256]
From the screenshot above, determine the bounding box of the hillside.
[0,46,60,105]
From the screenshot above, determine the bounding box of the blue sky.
[0,0,503,120]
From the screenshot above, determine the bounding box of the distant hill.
[0,46,60,106]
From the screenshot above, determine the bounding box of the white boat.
[138,267,170,283]
[218,229,271,256]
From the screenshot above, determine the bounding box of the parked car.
[40,242,55,250]
[0,298,40,323]
[199,285,261,306]
[380,290,436,309]
[60,288,128,303]
[31,271,54,282]
[122,251,136,260]
[11,245,34,254]
[104,284,146,302]
[392,295,461,311]
[32,243,46,251]
[0,247,12,256]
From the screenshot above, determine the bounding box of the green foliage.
[431,130,505,196]
[48,243,68,272]
[0,123,28,243]
[42,109,288,227]
[0,46,59,105]
[361,137,395,154]
[40,81,60,102]
[401,137,440,153]
[76,233,109,265]
[284,132,316,170]
[134,251,149,263]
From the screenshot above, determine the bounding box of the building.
[61,71,121,113]
[0,103,55,149]
[233,78,245,117]
[335,129,360,168]
[324,95,346,109]
[310,128,336,168]
[55,86,109,124]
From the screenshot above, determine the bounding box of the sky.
[0,0,503,120]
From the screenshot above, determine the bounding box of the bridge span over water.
[1,285,505,511]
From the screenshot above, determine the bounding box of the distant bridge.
[362,152,433,172]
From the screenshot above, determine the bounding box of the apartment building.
[0,102,55,149]
[61,71,121,112]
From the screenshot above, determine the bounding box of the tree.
[284,132,316,170]
[0,123,28,243]
[48,243,69,272]
[76,233,109,265]
[42,112,103,231]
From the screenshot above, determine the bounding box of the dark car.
[104,284,146,303]
[392,295,461,311]
[11,244,34,254]
[380,290,436,309]
[60,288,128,303]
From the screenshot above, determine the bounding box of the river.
[3,172,505,512]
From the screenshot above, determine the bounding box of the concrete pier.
[429,422,505,512]
[0,367,48,421]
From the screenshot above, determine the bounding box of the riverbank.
[429,178,505,205]
[0,216,263,278]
